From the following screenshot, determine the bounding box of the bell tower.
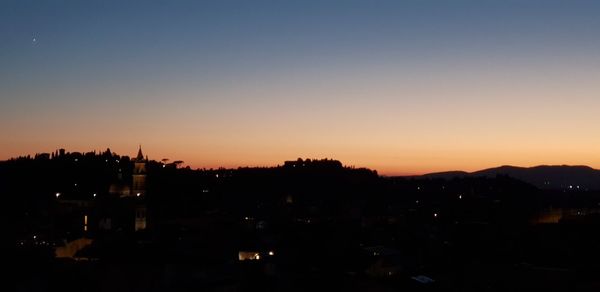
[132,145,146,196]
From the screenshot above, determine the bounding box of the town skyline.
[6,145,600,177]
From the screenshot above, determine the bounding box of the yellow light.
[268,251,274,256]
[137,193,141,197]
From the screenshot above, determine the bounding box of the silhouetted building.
[132,146,147,197]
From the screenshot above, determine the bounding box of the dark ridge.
[419,165,600,190]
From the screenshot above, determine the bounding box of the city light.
[56,192,61,198]
[238,251,262,261]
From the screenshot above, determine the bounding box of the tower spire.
[136,145,144,161]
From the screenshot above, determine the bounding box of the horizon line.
[3,147,599,177]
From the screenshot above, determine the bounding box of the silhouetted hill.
[423,165,600,190]
[419,170,469,179]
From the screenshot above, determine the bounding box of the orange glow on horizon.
[3,142,600,176]
[3,60,600,175]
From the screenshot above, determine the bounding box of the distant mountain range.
[421,165,600,190]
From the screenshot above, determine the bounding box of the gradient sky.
[2,0,600,175]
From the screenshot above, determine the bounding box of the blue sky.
[2,0,600,174]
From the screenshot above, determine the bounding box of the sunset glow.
[2,1,600,175]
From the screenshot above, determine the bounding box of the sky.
[2,0,600,175]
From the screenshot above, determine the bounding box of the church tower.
[132,145,147,197]
[132,146,148,231]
